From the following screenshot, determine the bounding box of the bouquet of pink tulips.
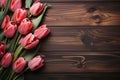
[0,0,50,80]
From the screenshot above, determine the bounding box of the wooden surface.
[25,0,120,80]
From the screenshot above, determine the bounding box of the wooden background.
[25,0,120,80]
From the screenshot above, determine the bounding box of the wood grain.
[40,27,120,51]
[42,2,120,26]
[41,0,120,3]
[25,51,120,80]
[25,0,120,80]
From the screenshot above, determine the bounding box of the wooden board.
[42,2,120,26]
[25,0,120,80]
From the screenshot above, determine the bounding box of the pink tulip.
[13,57,27,73]
[13,8,28,23]
[10,0,22,12]
[4,21,17,38]
[19,33,39,49]
[34,25,50,39]
[18,18,33,35]
[0,41,6,57]
[1,15,10,29]
[28,55,44,71]
[30,1,43,16]
[0,0,7,6]
[1,52,13,68]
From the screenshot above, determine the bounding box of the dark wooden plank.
[42,2,120,26]
[41,0,120,3]
[37,52,120,73]
[25,72,120,80]
[25,51,120,80]
[40,27,120,51]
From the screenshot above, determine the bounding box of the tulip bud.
[30,1,43,16]
[34,25,50,39]
[19,33,39,49]
[10,0,22,12]
[13,8,28,23]
[1,52,13,68]
[28,55,44,71]
[13,57,27,73]
[4,21,17,38]
[1,15,10,29]
[0,0,7,6]
[18,18,33,35]
[0,41,6,57]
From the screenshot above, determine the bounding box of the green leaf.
[25,0,32,9]
[32,3,49,31]
[0,0,11,24]
[22,42,42,61]
[0,32,5,41]
[0,68,11,80]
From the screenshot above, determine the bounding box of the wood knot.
[87,7,97,13]
[91,14,102,23]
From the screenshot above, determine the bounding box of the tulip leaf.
[0,0,11,24]
[0,32,4,41]
[22,42,42,61]
[32,3,49,31]
[0,68,11,80]
[25,0,32,8]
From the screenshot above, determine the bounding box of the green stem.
[8,71,15,80]
[10,31,19,52]
[14,34,22,51]
[0,67,3,74]
[13,67,29,80]
[13,45,24,63]
[4,37,8,43]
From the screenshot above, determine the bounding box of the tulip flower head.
[28,55,44,71]
[34,25,50,39]
[1,52,13,68]
[13,57,27,73]
[13,8,28,23]
[18,18,33,35]
[19,33,39,49]
[10,0,22,12]
[1,15,10,29]
[30,1,43,16]
[4,21,17,38]
[0,0,7,6]
[0,41,6,57]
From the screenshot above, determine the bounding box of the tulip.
[0,41,6,57]
[18,18,33,35]
[1,52,13,68]
[10,0,22,12]
[28,55,44,71]
[1,15,10,29]
[0,0,7,6]
[13,8,28,23]
[30,1,43,16]
[13,57,27,73]
[34,25,50,39]
[19,33,39,49]
[4,21,17,38]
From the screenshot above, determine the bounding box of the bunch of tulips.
[0,0,50,80]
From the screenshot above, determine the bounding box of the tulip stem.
[14,34,22,51]
[0,67,3,74]
[8,71,15,80]
[13,45,24,63]
[4,37,7,43]
[13,67,29,80]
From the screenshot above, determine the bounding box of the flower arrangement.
[0,0,50,80]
